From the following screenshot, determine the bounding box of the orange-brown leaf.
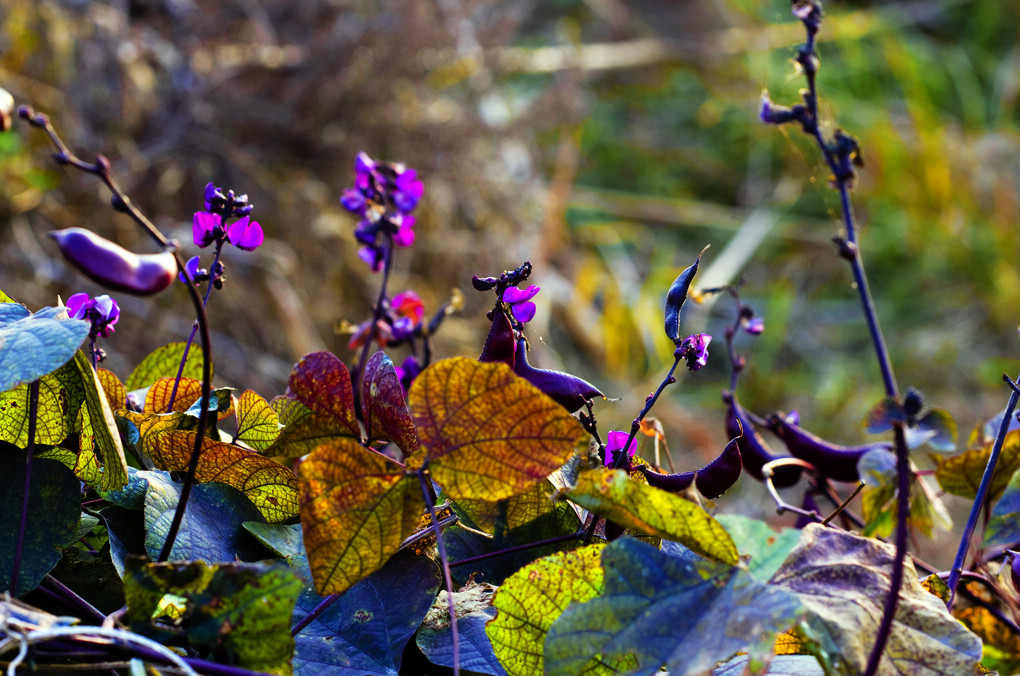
[407,358,587,501]
[145,377,202,414]
[97,368,126,412]
[299,438,423,595]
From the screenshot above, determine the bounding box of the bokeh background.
[1,0,1018,556]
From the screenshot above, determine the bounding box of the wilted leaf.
[419,582,506,675]
[142,471,269,563]
[770,524,983,675]
[125,342,207,392]
[984,467,1020,548]
[298,437,423,595]
[235,389,282,451]
[292,549,440,675]
[565,468,738,565]
[145,430,298,522]
[361,351,418,456]
[125,558,300,675]
[0,304,90,393]
[487,544,605,676]
[935,430,1020,502]
[716,514,801,582]
[544,538,802,676]
[0,456,81,596]
[407,358,587,501]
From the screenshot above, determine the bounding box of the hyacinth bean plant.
[0,1,1017,675]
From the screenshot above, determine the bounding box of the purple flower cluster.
[66,292,119,338]
[192,183,264,252]
[340,152,424,272]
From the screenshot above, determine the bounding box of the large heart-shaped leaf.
[298,437,423,595]
[407,358,587,501]
[0,304,90,393]
[565,468,738,565]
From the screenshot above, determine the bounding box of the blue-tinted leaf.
[0,305,90,393]
[292,549,441,675]
[418,586,507,676]
[544,538,803,676]
[770,524,982,674]
[917,408,956,452]
[865,397,906,434]
[713,654,824,675]
[716,514,801,582]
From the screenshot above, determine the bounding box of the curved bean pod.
[664,245,708,344]
[766,413,891,483]
[723,391,802,488]
[49,227,176,295]
[513,337,603,413]
[640,435,742,499]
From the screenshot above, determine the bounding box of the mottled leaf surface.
[545,538,802,676]
[125,342,207,391]
[487,544,605,676]
[418,583,506,675]
[143,471,268,563]
[565,468,738,565]
[0,456,81,596]
[770,524,983,675]
[97,368,126,411]
[713,655,824,675]
[298,438,423,595]
[362,351,418,456]
[125,558,300,675]
[287,351,360,437]
[716,514,800,582]
[0,366,74,446]
[292,549,440,675]
[955,606,1020,676]
[407,358,587,501]
[860,448,951,539]
[235,389,282,451]
[0,304,89,393]
[935,429,1020,502]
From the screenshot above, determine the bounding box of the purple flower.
[226,215,264,251]
[178,255,207,284]
[203,182,224,210]
[395,355,422,395]
[678,333,712,371]
[341,152,424,271]
[503,285,540,324]
[192,211,222,248]
[604,430,637,469]
[743,316,764,335]
[66,292,120,338]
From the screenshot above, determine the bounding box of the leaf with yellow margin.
[487,544,607,676]
[565,468,738,565]
[298,437,423,595]
[144,430,298,523]
[407,358,587,501]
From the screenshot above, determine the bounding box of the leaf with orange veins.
[361,351,418,456]
[145,376,203,414]
[407,358,588,502]
[146,429,299,523]
[299,437,424,595]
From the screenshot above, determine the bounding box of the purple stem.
[10,379,39,594]
[418,470,460,676]
[167,241,223,412]
[450,532,582,568]
[43,575,105,624]
[291,592,341,636]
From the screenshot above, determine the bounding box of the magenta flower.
[679,333,712,371]
[743,316,765,335]
[178,255,207,284]
[604,430,637,469]
[192,211,222,248]
[503,285,540,324]
[226,216,264,251]
[66,292,120,338]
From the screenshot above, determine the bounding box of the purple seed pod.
[640,435,741,499]
[478,308,516,367]
[664,245,709,345]
[513,337,604,413]
[49,227,177,295]
[723,391,802,487]
[766,413,891,483]
[1008,551,1020,593]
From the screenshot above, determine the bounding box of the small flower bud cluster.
[66,292,120,338]
[192,182,264,251]
[340,152,424,272]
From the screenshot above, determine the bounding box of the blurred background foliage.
[1,0,1018,538]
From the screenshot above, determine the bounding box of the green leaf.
[935,429,1020,502]
[715,514,801,582]
[0,304,90,393]
[984,468,1020,548]
[487,544,606,676]
[235,389,282,451]
[292,549,441,675]
[298,437,423,595]
[244,521,304,558]
[67,351,128,491]
[125,558,301,675]
[565,468,738,565]
[0,362,77,446]
[142,471,269,563]
[0,456,81,596]
[451,478,577,536]
[361,351,418,456]
[125,342,207,392]
[418,582,507,675]
[407,357,587,501]
[770,524,983,675]
[544,538,802,676]
[860,448,951,539]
